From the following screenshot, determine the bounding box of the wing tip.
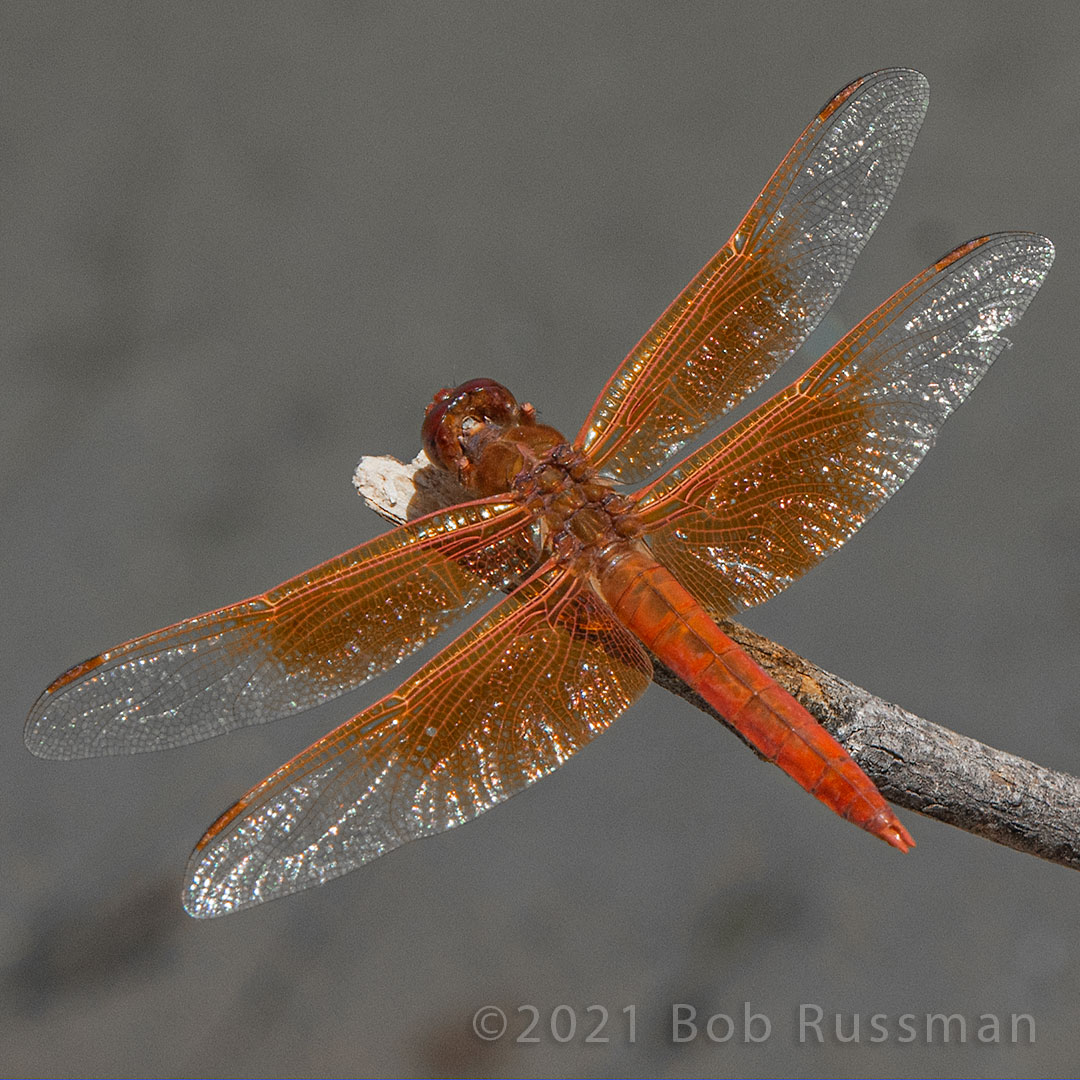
[932,233,1055,289]
[182,846,253,920]
[829,67,930,120]
[24,703,70,761]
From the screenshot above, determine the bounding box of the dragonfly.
[26,70,1053,918]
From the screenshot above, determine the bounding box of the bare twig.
[354,452,1080,871]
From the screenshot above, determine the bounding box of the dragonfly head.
[423,378,519,468]
[422,378,563,495]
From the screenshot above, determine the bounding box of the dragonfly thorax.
[512,444,643,565]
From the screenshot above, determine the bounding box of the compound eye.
[420,378,519,472]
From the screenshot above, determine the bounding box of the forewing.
[636,234,1054,618]
[26,499,538,759]
[184,566,653,917]
[577,68,929,483]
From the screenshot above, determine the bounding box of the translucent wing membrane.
[25,499,537,758]
[184,566,653,917]
[637,234,1054,618]
[577,69,929,483]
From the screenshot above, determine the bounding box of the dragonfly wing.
[26,498,538,759]
[636,234,1054,617]
[184,565,653,917]
[577,68,929,483]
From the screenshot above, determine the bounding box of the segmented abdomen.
[595,546,913,851]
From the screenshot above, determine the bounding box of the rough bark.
[353,452,1080,871]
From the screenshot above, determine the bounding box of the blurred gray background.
[4,3,1079,1077]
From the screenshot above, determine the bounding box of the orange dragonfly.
[26,70,1053,918]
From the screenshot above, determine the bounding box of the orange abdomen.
[596,547,914,851]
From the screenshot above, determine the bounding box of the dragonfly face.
[25,69,1053,917]
[422,377,566,494]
